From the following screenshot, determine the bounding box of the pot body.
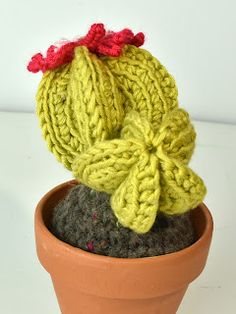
[35,180,213,314]
[52,278,187,314]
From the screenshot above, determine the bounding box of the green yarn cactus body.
[36,46,124,170]
[102,45,179,131]
[29,24,206,236]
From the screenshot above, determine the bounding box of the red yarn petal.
[27,23,145,73]
[27,53,45,73]
[132,32,145,47]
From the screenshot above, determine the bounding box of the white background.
[0,0,236,123]
[1,1,236,314]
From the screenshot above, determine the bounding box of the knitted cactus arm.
[102,45,178,130]
[72,109,206,233]
[111,152,160,233]
[72,112,161,233]
[72,138,144,194]
[121,108,196,164]
[159,159,206,215]
[156,109,196,164]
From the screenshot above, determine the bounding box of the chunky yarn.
[102,45,178,131]
[36,46,124,169]
[27,23,144,73]
[72,109,206,233]
[28,23,207,233]
[51,183,196,258]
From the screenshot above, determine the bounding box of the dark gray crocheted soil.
[51,183,195,258]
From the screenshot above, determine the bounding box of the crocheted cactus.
[28,23,206,234]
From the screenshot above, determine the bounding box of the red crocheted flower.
[27,23,145,73]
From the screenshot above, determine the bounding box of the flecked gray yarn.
[51,183,195,258]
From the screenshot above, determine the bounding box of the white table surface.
[0,111,235,314]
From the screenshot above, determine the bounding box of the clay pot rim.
[36,180,213,264]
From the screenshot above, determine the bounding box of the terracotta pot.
[35,180,213,314]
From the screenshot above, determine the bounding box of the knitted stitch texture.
[102,45,179,131]
[28,23,207,234]
[73,109,205,233]
[51,183,195,258]
[36,46,124,169]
